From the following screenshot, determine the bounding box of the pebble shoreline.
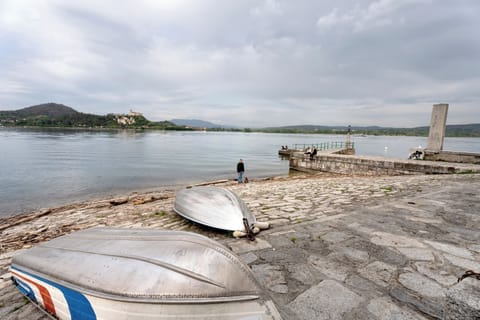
[1,173,479,319]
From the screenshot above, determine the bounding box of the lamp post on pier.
[346,125,351,149]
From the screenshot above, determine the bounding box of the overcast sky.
[1,0,479,127]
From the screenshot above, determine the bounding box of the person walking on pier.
[237,159,245,183]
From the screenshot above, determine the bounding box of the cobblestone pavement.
[1,173,479,319]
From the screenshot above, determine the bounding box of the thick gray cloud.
[1,0,479,127]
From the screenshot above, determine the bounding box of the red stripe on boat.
[12,271,57,316]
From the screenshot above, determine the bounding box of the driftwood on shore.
[186,179,231,188]
[0,190,178,254]
[109,197,129,206]
[0,209,52,232]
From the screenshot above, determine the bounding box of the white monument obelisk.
[427,104,449,151]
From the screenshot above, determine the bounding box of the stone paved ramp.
[227,174,480,319]
[1,174,479,319]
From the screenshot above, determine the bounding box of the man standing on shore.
[237,159,245,183]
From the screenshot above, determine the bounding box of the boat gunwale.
[10,228,262,304]
[11,263,261,304]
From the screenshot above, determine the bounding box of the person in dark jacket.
[237,159,245,183]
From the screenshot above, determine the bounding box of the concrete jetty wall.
[279,147,355,157]
[290,152,480,175]
[424,150,480,164]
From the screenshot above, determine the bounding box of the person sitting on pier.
[409,149,424,160]
[310,148,317,160]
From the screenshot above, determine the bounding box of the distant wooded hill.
[260,124,480,137]
[0,103,184,130]
[1,103,478,136]
[170,118,235,129]
[169,120,480,136]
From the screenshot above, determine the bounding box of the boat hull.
[10,228,280,319]
[174,187,256,231]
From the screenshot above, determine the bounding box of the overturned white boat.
[10,228,281,320]
[174,187,267,237]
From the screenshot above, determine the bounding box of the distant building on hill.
[129,110,143,117]
[115,115,136,125]
[112,110,143,125]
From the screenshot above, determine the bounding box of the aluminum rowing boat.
[10,227,280,319]
[173,186,256,232]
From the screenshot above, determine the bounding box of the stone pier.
[421,103,480,164]
[289,153,480,175]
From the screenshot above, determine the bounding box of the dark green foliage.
[256,124,480,137]
[1,103,479,136]
[0,103,186,130]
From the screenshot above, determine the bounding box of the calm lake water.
[1,128,479,217]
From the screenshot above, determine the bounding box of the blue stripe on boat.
[11,266,96,320]
[14,277,37,303]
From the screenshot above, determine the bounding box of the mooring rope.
[458,270,480,283]
[243,218,256,241]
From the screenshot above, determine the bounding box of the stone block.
[288,280,364,320]
[443,254,480,271]
[445,278,480,320]
[358,261,396,287]
[398,272,445,298]
[468,244,480,254]
[415,262,457,286]
[424,240,473,259]
[321,231,352,243]
[239,252,258,265]
[367,297,428,320]
[397,247,434,261]
[0,279,11,291]
[287,263,317,285]
[308,254,350,282]
[228,237,272,254]
[340,247,369,262]
[390,285,444,319]
[370,231,426,248]
[251,264,287,292]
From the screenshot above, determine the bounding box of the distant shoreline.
[0,125,183,132]
[3,103,479,136]
[2,125,480,137]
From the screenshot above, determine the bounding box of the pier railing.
[291,141,354,151]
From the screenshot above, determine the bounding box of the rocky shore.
[1,173,479,319]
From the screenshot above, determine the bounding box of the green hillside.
[2,103,479,136]
[0,103,184,130]
[260,124,480,137]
